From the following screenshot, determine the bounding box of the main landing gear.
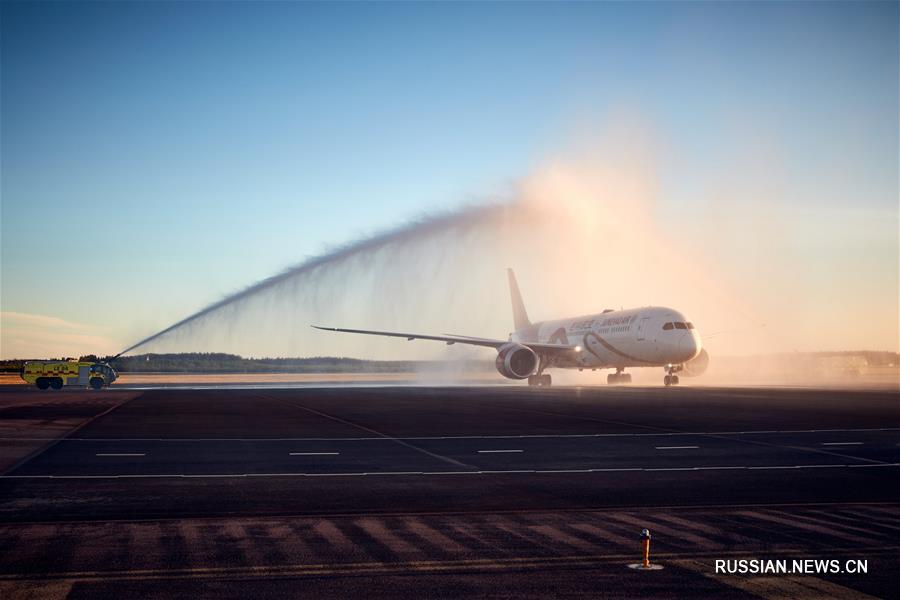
[663,365,681,386]
[607,369,632,384]
[528,373,552,386]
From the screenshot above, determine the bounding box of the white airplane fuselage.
[513,306,702,370]
[315,270,707,386]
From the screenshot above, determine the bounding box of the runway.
[1,385,898,598]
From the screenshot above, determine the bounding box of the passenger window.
[674,322,687,329]
[686,322,694,329]
[663,322,673,330]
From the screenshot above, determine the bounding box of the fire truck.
[20,360,118,390]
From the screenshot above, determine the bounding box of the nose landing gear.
[664,365,681,386]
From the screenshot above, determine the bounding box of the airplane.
[313,269,709,386]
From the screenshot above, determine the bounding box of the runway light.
[641,528,651,568]
[628,528,663,571]
[574,345,582,352]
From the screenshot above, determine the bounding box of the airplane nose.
[679,333,700,361]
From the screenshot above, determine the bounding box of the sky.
[1,1,897,359]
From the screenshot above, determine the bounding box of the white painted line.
[95,453,145,457]
[694,466,746,470]
[478,449,523,453]
[289,452,340,456]
[646,467,698,472]
[655,446,699,450]
[7,463,898,480]
[4,427,897,443]
[821,442,862,446]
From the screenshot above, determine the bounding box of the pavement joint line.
[655,446,699,450]
[477,449,523,453]
[696,426,893,467]
[264,394,477,471]
[645,467,698,471]
[6,463,898,479]
[0,393,142,476]
[822,442,863,446]
[694,466,745,470]
[95,453,146,457]
[4,427,898,443]
[289,452,340,456]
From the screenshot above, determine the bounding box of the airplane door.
[636,317,650,341]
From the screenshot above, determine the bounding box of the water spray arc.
[116,203,508,358]
[114,156,756,363]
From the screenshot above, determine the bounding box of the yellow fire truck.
[20,360,118,390]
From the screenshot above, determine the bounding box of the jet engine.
[680,348,710,377]
[495,342,539,380]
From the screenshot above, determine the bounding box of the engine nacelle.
[681,348,709,377]
[495,343,539,380]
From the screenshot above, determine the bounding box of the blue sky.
[2,1,897,357]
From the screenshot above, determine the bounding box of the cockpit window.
[662,322,674,330]
[686,322,694,329]
[674,322,687,330]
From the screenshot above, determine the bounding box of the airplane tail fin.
[507,268,531,331]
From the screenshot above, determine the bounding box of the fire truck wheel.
[49,378,63,390]
[36,378,50,390]
[89,378,104,390]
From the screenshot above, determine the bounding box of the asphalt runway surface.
[1,385,898,599]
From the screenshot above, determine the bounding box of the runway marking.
[735,510,875,545]
[655,446,699,450]
[357,518,421,555]
[404,517,468,554]
[608,512,721,548]
[478,449,523,454]
[821,442,862,446]
[650,513,724,537]
[5,463,898,479]
[95,453,145,457]
[266,395,476,471]
[567,522,633,547]
[289,452,340,456]
[4,427,897,443]
[312,520,360,555]
[528,524,599,553]
[781,510,892,539]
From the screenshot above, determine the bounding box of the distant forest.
[0,351,896,374]
[0,353,493,373]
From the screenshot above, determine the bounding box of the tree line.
[0,353,493,373]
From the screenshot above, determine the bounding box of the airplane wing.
[311,326,581,356]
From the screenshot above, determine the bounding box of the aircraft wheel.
[527,375,537,386]
[89,378,104,390]
[672,375,679,385]
[664,375,671,386]
[541,374,552,386]
[623,373,632,384]
[49,378,63,390]
[36,378,50,390]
